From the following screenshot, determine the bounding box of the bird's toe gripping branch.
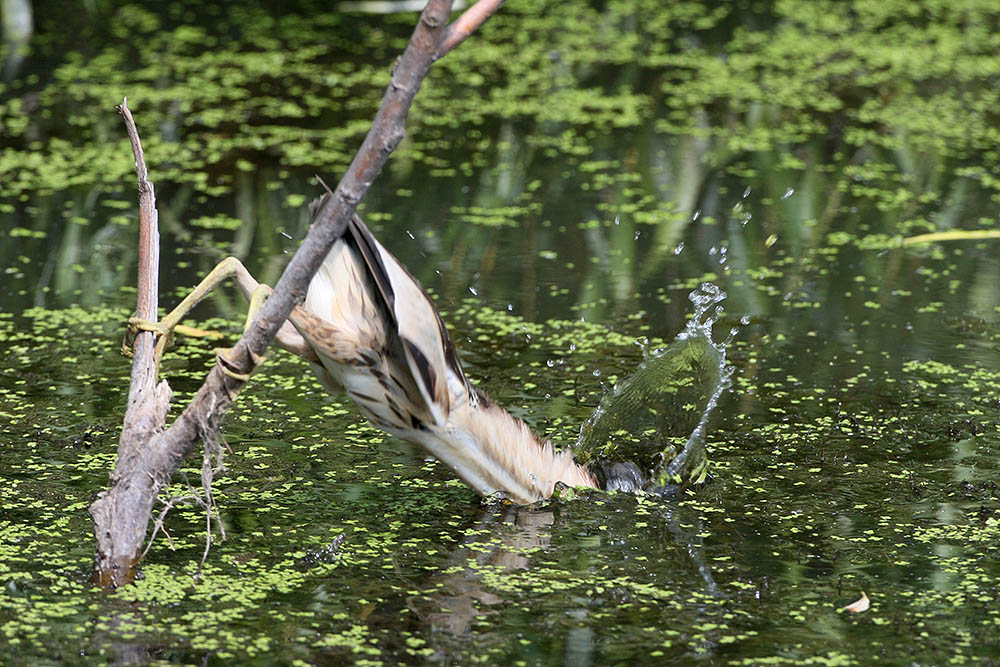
[211,283,274,384]
[123,316,227,370]
[122,316,166,358]
[213,346,268,384]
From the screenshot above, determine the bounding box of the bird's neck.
[424,392,598,504]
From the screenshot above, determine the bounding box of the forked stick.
[90,0,505,588]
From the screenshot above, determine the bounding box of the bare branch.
[150,0,465,450]
[89,99,174,589]
[441,0,505,55]
[118,98,158,339]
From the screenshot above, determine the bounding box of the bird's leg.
[123,257,315,375]
[124,257,252,368]
[212,284,274,382]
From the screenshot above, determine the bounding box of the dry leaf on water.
[841,591,870,613]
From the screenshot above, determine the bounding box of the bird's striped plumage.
[287,211,597,503]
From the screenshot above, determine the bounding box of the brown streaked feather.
[292,300,438,431]
[288,304,366,370]
[346,389,381,404]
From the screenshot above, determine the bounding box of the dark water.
[3,1,1000,665]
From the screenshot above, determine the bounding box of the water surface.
[2,1,1000,664]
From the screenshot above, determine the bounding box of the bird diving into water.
[131,194,598,504]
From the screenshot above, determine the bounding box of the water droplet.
[634,230,640,240]
[546,359,555,367]
[740,315,751,325]
[692,210,701,221]
[406,230,415,239]
[742,186,752,199]
[507,303,513,311]
[613,215,621,226]
[593,369,601,377]
[782,188,795,199]
[673,242,685,255]
[469,286,478,295]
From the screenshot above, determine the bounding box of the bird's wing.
[345,215,472,427]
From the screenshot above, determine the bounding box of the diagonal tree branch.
[91,0,502,589]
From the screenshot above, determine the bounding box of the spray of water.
[575,282,738,494]
[661,283,737,486]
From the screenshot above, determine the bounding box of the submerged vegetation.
[3,291,1000,664]
[2,0,1000,664]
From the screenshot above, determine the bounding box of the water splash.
[679,282,727,341]
[661,283,736,486]
[575,283,737,494]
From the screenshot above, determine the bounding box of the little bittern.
[134,196,597,504]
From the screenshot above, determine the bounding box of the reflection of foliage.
[3,0,1000,326]
[6,293,1000,664]
[7,1,1000,200]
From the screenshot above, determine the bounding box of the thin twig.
[141,496,189,559]
[199,430,227,572]
[441,0,505,55]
